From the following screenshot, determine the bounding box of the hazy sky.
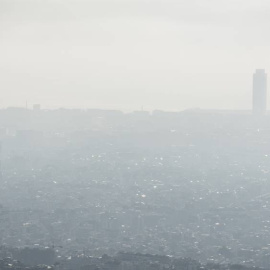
[1,0,270,111]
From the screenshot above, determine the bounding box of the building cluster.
[0,108,269,268]
[0,68,268,269]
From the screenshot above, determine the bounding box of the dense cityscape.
[2,0,270,268]
[0,106,270,269]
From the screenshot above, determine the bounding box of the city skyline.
[0,68,268,113]
[2,1,270,269]
[1,0,270,111]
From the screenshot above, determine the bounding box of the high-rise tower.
[253,69,267,115]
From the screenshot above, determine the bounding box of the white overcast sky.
[1,0,270,111]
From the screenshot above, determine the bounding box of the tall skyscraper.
[253,69,267,115]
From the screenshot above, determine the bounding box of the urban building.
[253,69,267,115]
